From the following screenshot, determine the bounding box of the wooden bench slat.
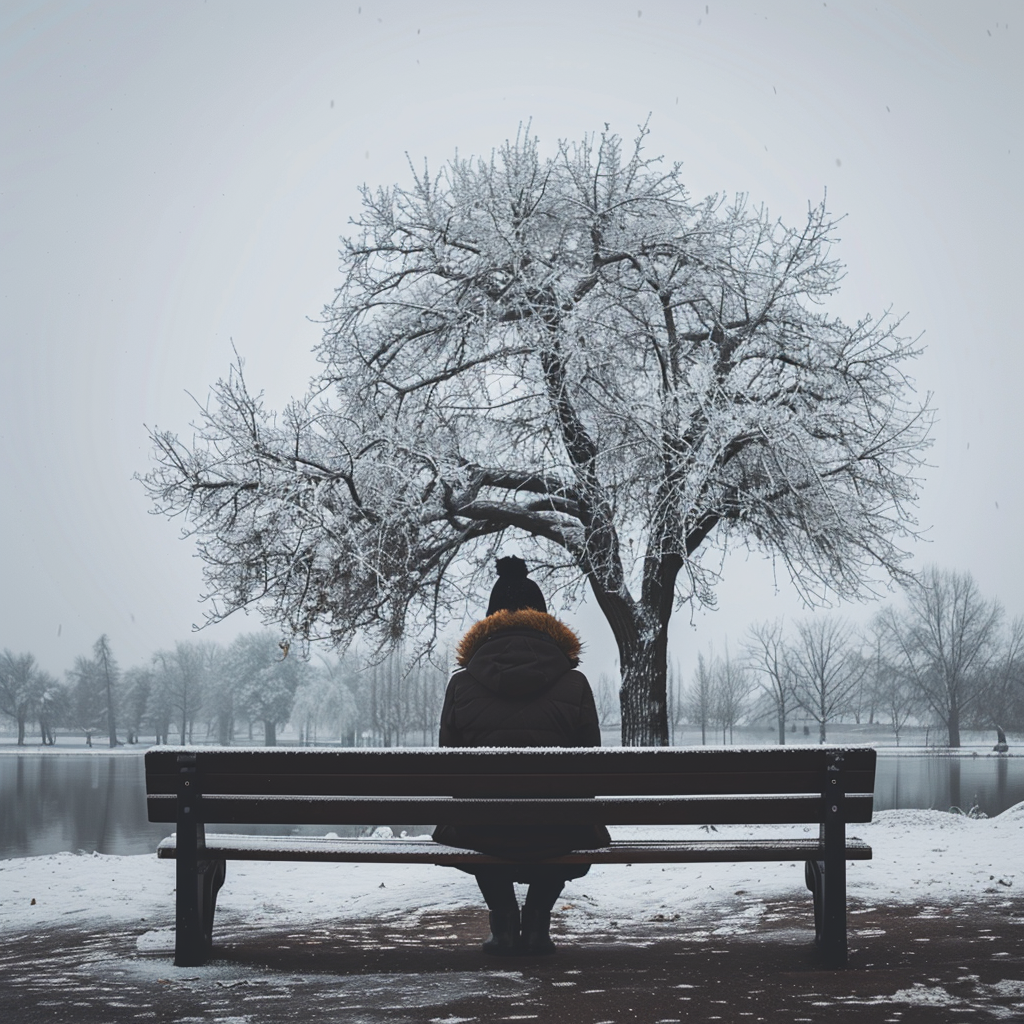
[155,833,873,865]
[145,768,877,798]
[148,792,875,826]
[145,746,876,778]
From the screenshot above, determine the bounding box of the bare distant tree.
[866,615,916,745]
[120,667,153,744]
[226,633,304,746]
[713,649,750,744]
[363,647,421,747]
[68,652,108,745]
[0,650,37,745]
[144,669,173,745]
[34,671,66,745]
[742,619,795,744]
[883,665,917,747]
[316,652,366,744]
[878,567,1001,747]
[666,658,687,742]
[290,664,358,745]
[196,644,236,744]
[154,641,211,743]
[687,652,717,745]
[142,125,933,746]
[93,635,119,747]
[406,656,449,745]
[592,673,621,729]
[981,617,1024,736]
[788,617,866,744]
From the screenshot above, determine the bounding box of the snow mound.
[867,808,973,831]
[993,800,1024,822]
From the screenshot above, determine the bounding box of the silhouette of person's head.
[486,556,547,616]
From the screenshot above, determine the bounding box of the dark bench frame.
[145,745,875,969]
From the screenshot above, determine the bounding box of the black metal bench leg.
[817,755,849,968]
[819,851,848,967]
[175,839,203,965]
[175,857,225,964]
[174,754,219,967]
[805,855,847,967]
[174,856,225,967]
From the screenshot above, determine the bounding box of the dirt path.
[2,899,1022,1023]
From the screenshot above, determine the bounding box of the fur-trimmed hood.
[456,608,581,667]
[455,609,582,699]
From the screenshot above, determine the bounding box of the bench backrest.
[146,746,876,828]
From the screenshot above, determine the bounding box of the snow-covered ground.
[2,805,1020,942]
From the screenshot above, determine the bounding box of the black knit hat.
[486,556,547,616]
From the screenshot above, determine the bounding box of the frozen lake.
[1,748,1022,860]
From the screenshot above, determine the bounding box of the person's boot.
[520,905,555,955]
[482,907,520,956]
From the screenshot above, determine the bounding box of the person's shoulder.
[445,667,487,697]
[564,667,591,684]
[550,667,593,698]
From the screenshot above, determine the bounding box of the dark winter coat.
[432,608,611,861]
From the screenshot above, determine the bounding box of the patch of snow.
[888,983,961,1006]
[0,804,1020,937]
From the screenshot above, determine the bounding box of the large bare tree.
[142,126,932,744]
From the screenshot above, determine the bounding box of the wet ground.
[2,899,1022,1023]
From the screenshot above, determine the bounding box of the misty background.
[1,0,1020,684]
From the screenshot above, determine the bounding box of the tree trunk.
[777,706,786,745]
[263,720,277,746]
[590,548,678,747]
[619,629,670,746]
[98,643,118,747]
[17,717,25,745]
[105,678,117,746]
[947,703,961,748]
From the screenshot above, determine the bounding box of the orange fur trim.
[455,609,582,667]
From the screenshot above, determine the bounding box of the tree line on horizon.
[2,566,1021,750]
[0,632,449,750]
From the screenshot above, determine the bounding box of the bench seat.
[156,832,873,865]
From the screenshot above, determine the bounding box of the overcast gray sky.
[1,0,1020,681]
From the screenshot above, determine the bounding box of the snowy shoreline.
[1,806,1020,939]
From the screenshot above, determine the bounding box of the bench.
[145,745,876,968]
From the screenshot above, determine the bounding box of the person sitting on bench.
[433,555,610,956]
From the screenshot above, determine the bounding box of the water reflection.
[872,754,1022,816]
[2,751,1022,860]
[0,754,155,859]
